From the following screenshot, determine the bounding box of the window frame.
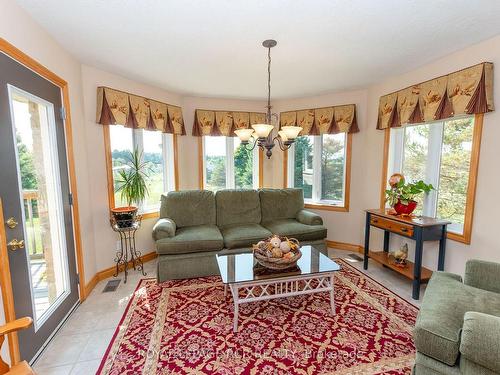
[198,136,262,190]
[103,124,179,219]
[380,113,483,244]
[283,132,352,212]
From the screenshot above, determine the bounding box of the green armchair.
[413,259,500,375]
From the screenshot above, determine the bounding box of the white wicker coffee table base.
[224,273,335,332]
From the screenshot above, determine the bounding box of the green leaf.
[114,147,151,206]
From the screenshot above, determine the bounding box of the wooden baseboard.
[83,274,99,298]
[326,240,364,253]
[83,251,157,298]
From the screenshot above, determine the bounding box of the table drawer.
[370,216,414,237]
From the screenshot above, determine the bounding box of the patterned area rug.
[97,259,418,374]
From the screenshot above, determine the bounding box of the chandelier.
[235,40,302,158]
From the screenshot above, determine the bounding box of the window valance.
[192,109,266,136]
[96,87,186,135]
[377,62,494,130]
[280,104,358,135]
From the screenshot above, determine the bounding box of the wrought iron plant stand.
[110,215,146,283]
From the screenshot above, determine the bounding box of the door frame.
[0,38,86,365]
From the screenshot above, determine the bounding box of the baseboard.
[83,251,157,299]
[83,274,99,298]
[326,240,364,253]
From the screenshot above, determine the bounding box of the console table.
[363,209,450,300]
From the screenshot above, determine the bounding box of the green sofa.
[413,260,500,375]
[152,188,327,281]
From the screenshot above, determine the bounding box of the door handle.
[7,238,25,251]
[6,217,18,229]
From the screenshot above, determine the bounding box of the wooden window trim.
[283,132,352,212]
[379,114,483,245]
[197,136,263,189]
[103,125,180,215]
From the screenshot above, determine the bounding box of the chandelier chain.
[267,46,271,122]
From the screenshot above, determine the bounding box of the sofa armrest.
[464,259,500,294]
[296,209,323,226]
[434,271,463,283]
[460,312,500,373]
[152,218,177,241]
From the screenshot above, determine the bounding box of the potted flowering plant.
[385,174,434,216]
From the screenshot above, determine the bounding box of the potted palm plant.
[111,148,150,228]
[385,174,434,216]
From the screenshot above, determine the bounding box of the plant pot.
[111,206,138,228]
[393,200,417,216]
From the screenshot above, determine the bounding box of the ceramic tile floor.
[33,248,424,374]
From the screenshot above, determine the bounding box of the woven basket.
[253,236,302,270]
[254,250,302,270]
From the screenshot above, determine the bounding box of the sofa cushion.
[216,189,261,227]
[414,272,500,366]
[156,224,223,255]
[262,219,327,242]
[259,188,304,222]
[220,223,272,249]
[160,190,216,228]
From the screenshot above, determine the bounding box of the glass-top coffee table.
[216,245,341,332]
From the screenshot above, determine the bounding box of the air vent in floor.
[102,279,121,292]
[346,253,363,262]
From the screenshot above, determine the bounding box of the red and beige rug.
[97,259,418,374]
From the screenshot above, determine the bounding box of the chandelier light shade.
[277,130,288,142]
[251,124,274,138]
[234,128,255,142]
[235,39,302,159]
[281,125,302,140]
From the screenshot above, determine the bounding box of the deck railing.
[23,189,43,258]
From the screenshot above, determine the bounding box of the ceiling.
[16,0,500,100]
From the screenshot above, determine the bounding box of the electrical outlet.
[116,240,121,251]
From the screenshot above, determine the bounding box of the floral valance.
[96,87,186,135]
[280,104,358,135]
[377,62,494,130]
[192,109,266,136]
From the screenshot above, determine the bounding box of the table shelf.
[368,251,432,282]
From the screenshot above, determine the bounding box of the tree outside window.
[288,133,347,206]
[388,116,474,234]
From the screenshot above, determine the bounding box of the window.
[386,114,481,242]
[202,136,259,190]
[287,133,351,210]
[106,125,176,215]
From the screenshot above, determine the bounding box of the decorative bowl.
[252,235,301,270]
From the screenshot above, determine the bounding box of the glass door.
[9,87,72,329]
